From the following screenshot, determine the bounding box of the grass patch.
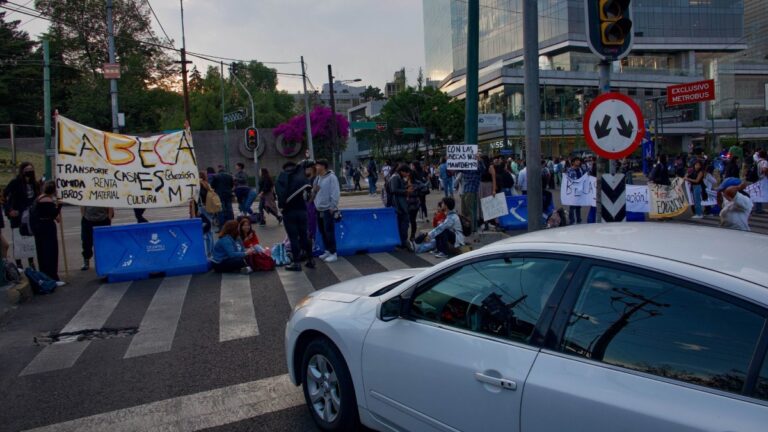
[0,148,47,187]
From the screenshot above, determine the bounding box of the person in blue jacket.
[211,220,255,273]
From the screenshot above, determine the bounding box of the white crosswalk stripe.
[21,282,131,376]
[219,273,260,342]
[325,256,363,281]
[22,374,303,432]
[124,275,191,358]
[369,253,410,271]
[277,268,315,309]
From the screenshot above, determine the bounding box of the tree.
[273,106,349,161]
[0,10,42,136]
[416,67,424,91]
[361,85,384,101]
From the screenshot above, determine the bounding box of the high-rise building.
[423,0,767,154]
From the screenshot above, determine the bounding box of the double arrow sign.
[594,114,634,140]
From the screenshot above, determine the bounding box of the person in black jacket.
[648,155,671,186]
[258,168,282,225]
[4,162,39,269]
[211,166,235,229]
[388,164,412,250]
[276,160,315,271]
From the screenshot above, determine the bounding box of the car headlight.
[289,295,313,320]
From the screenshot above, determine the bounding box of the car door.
[362,254,577,432]
[522,261,768,432]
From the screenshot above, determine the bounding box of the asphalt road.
[0,185,765,432]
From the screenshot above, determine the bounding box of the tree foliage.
[379,86,464,146]
[0,11,42,134]
[361,85,384,101]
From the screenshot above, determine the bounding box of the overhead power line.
[143,0,173,46]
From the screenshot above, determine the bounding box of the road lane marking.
[219,273,260,342]
[20,282,132,376]
[325,256,363,281]
[124,275,191,358]
[277,268,315,308]
[23,373,304,432]
[369,253,409,271]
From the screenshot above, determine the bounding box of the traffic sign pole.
[596,60,611,222]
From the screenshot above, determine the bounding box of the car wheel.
[301,338,359,431]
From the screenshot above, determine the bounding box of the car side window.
[561,265,765,394]
[410,257,570,344]
[754,352,768,400]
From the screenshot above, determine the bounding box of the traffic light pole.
[220,62,230,172]
[523,0,542,231]
[595,59,612,223]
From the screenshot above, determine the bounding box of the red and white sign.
[666,79,715,107]
[103,63,121,79]
[583,92,645,160]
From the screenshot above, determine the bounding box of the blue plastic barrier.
[498,196,529,230]
[315,208,400,256]
[94,218,209,283]
[626,212,646,221]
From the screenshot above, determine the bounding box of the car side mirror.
[380,296,404,322]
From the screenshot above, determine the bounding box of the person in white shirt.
[517,166,528,195]
[755,150,767,214]
[718,178,752,231]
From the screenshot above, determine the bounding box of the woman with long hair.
[3,162,40,269]
[238,217,260,249]
[258,168,282,225]
[33,181,65,285]
[684,160,706,219]
[211,220,254,273]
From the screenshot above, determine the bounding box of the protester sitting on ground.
[424,197,465,259]
[238,218,262,250]
[718,178,753,231]
[432,199,447,227]
[211,220,255,273]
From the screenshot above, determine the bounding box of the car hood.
[312,268,424,303]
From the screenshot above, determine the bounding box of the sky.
[13,0,427,93]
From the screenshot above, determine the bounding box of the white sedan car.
[285,224,768,431]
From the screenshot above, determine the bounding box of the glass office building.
[422,0,759,154]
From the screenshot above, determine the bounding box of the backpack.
[459,214,473,237]
[746,163,759,182]
[24,267,56,295]
[247,252,275,271]
[271,243,290,266]
[204,184,222,214]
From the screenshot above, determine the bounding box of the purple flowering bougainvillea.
[273,106,349,160]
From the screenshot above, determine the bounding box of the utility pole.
[9,123,16,167]
[43,39,52,180]
[328,64,338,173]
[220,61,229,171]
[106,0,119,133]
[301,56,314,159]
[465,0,479,234]
[523,0,542,231]
[178,0,191,126]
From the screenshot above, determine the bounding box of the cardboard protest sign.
[685,183,718,207]
[649,178,689,218]
[481,193,509,221]
[446,145,478,171]
[626,185,649,213]
[12,228,36,260]
[55,116,199,208]
[746,179,768,203]
[560,174,596,207]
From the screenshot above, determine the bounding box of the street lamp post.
[326,65,361,174]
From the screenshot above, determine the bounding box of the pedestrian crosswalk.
[18,252,433,377]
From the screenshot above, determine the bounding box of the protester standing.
[211,165,235,229]
[388,165,411,250]
[305,163,319,246]
[724,155,741,180]
[313,160,341,263]
[352,165,362,191]
[258,168,282,225]
[4,162,39,269]
[754,150,767,214]
[566,157,586,224]
[438,157,453,198]
[233,162,251,216]
[367,158,378,196]
[32,181,65,285]
[684,160,706,219]
[80,205,114,270]
[276,160,315,272]
[517,164,528,195]
[648,155,671,186]
[460,156,484,234]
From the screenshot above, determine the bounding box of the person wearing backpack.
[32,181,65,286]
[4,162,39,270]
[80,205,114,271]
[276,160,315,272]
[424,197,465,259]
[211,165,235,229]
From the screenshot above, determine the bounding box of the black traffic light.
[586,0,633,60]
[245,127,258,151]
[599,0,632,46]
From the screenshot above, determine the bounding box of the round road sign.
[583,92,645,160]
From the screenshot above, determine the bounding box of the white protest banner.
[55,116,199,208]
[560,174,596,207]
[12,228,36,260]
[649,177,690,219]
[746,179,768,203]
[626,185,649,213]
[685,183,718,207]
[481,193,509,221]
[446,144,478,171]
